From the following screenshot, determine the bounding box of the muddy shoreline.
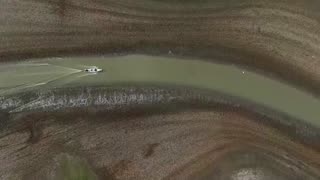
[1,1,320,179]
[1,85,319,150]
[1,44,320,97]
[1,87,319,179]
[1,0,320,96]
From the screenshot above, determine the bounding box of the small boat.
[84,67,103,73]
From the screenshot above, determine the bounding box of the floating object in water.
[84,67,103,73]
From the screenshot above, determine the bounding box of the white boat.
[84,67,103,73]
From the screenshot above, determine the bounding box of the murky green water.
[0,55,319,127]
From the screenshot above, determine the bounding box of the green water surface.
[0,55,319,127]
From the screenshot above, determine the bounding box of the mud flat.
[1,0,320,179]
[0,87,319,180]
[1,0,320,94]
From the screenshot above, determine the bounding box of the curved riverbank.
[1,86,319,148]
[1,87,319,179]
[1,55,320,128]
[1,0,320,95]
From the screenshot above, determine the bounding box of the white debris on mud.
[0,87,211,113]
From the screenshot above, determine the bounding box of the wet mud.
[1,0,320,179]
[1,0,320,94]
[0,87,319,179]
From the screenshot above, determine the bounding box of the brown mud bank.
[0,95,320,179]
[1,86,319,145]
[0,86,319,179]
[1,0,320,95]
